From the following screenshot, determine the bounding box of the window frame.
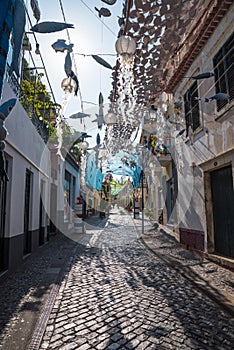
[183,80,201,136]
[213,31,234,112]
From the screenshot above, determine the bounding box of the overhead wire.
[79,0,116,37]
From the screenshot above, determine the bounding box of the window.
[184,81,200,136]
[213,31,234,111]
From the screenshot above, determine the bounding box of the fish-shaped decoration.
[69,112,91,119]
[92,55,113,70]
[30,0,41,22]
[195,92,229,102]
[81,132,92,138]
[93,93,104,129]
[93,113,104,129]
[64,51,72,76]
[192,72,215,80]
[101,0,117,5]
[99,92,104,105]
[67,70,79,96]
[176,129,186,138]
[30,21,74,33]
[96,133,101,145]
[208,92,229,101]
[94,7,111,18]
[9,0,26,77]
[52,39,73,53]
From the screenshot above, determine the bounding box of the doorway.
[0,172,8,271]
[50,184,57,235]
[24,169,32,255]
[210,165,234,258]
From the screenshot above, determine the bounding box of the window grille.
[183,81,200,136]
[213,31,234,111]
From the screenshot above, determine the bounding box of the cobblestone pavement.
[39,208,233,350]
[0,208,234,350]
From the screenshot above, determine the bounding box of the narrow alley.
[0,208,233,350]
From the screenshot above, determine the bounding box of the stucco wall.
[173,9,234,234]
[2,81,50,238]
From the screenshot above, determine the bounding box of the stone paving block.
[59,342,79,350]
[50,333,63,343]
[76,328,90,336]
[125,338,140,349]
[63,322,76,330]
[111,332,123,342]
[62,334,76,343]
[135,340,153,350]
[50,339,63,348]
[96,339,112,350]
[76,344,91,350]
[106,343,121,350]
[1,210,231,350]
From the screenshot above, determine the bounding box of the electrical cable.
[79,0,116,37]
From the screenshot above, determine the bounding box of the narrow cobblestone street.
[1,208,234,350]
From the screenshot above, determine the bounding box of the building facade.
[0,80,51,274]
[164,1,234,264]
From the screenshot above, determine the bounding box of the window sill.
[184,126,204,144]
[214,99,234,121]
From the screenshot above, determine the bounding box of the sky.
[25,0,124,144]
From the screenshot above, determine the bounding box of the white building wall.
[3,81,50,240]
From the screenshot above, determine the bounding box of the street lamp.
[79,140,89,151]
[61,77,77,94]
[104,111,118,125]
[115,35,136,57]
